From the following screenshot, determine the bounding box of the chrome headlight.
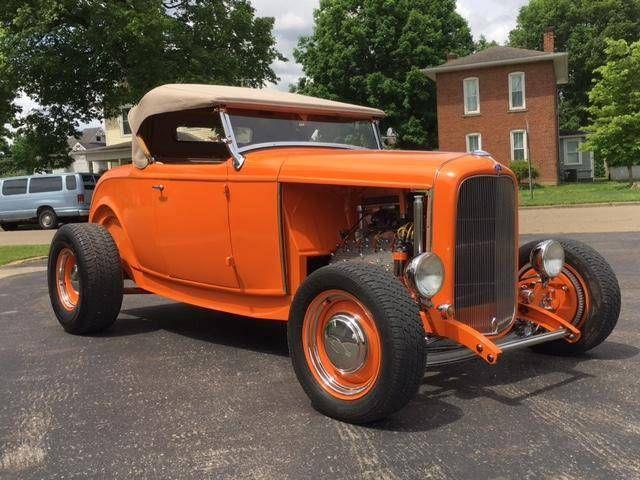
[530,240,565,279]
[405,252,444,299]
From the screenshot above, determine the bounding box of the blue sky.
[15,0,530,123]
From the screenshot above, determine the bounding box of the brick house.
[423,30,569,184]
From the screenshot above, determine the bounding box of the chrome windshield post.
[372,119,383,150]
[218,107,245,171]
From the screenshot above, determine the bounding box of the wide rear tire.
[519,238,621,355]
[48,224,123,334]
[288,262,425,424]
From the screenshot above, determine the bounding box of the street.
[0,232,639,479]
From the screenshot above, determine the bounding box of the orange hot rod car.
[48,84,621,423]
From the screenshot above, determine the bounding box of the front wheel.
[288,262,425,424]
[48,224,123,334]
[518,238,621,355]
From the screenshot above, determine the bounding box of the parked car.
[47,85,621,423]
[0,173,98,230]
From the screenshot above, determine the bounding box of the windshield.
[228,111,379,150]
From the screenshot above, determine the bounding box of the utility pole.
[525,119,533,200]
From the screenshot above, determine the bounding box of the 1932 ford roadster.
[48,84,621,423]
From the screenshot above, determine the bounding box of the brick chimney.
[543,27,555,53]
[446,53,459,62]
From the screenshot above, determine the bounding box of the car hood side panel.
[276,149,468,189]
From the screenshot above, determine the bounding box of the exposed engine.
[330,192,416,274]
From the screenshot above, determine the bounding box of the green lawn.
[519,181,640,207]
[0,245,50,266]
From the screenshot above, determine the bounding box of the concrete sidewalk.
[0,229,55,246]
[1,203,639,246]
[519,203,640,234]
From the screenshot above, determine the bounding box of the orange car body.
[82,84,590,369]
[44,84,618,422]
[90,148,502,327]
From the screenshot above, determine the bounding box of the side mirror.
[382,127,398,147]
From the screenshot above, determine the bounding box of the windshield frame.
[217,108,383,171]
[224,110,383,153]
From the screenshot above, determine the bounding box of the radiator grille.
[454,176,517,334]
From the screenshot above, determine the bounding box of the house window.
[510,130,528,161]
[565,139,582,165]
[121,108,132,136]
[466,133,482,152]
[509,72,526,110]
[463,77,480,115]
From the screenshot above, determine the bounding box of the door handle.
[152,184,165,192]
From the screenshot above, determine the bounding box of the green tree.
[474,35,499,52]
[0,0,283,171]
[294,0,473,149]
[583,39,640,186]
[0,28,18,160]
[9,111,75,174]
[509,0,640,131]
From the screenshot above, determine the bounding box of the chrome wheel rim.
[323,313,367,373]
[302,290,382,399]
[42,213,53,228]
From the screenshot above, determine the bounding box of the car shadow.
[112,302,289,357]
[375,341,639,432]
[106,301,638,433]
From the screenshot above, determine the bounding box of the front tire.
[519,238,621,355]
[0,222,18,231]
[48,224,123,334]
[288,262,425,424]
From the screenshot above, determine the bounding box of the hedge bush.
[510,160,539,184]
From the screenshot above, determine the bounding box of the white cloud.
[250,0,318,90]
[457,0,529,44]
[251,0,529,90]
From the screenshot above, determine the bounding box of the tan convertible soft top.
[128,84,385,134]
[128,84,385,168]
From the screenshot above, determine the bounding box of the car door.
[147,162,238,289]
[113,167,167,276]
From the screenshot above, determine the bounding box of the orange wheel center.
[518,264,590,328]
[56,248,80,311]
[302,290,382,401]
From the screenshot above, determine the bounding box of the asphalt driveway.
[0,232,639,479]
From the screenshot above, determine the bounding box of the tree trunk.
[628,164,634,187]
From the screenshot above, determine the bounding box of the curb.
[0,256,48,268]
[519,201,640,210]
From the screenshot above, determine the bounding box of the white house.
[58,108,134,174]
[55,127,106,173]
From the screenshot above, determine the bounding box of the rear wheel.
[518,238,620,355]
[48,224,123,334]
[288,262,425,424]
[0,222,18,231]
[38,208,58,230]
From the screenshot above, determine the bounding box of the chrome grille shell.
[454,175,517,335]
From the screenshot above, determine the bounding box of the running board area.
[425,329,567,367]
